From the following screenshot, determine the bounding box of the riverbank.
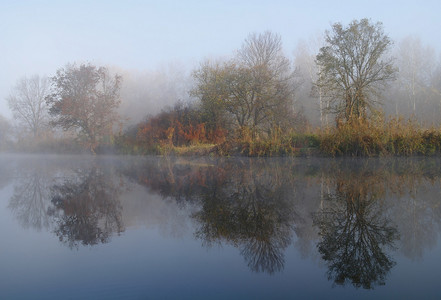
[122,119,441,157]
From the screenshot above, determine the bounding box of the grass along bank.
[116,117,441,157]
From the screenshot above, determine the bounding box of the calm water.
[0,154,440,299]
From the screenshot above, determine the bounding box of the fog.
[114,63,194,127]
[2,1,441,142]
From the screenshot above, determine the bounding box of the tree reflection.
[6,157,127,249]
[314,172,399,289]
[48,166,125,248]
[193,175,295,274]
[393,183,441,259]
[125,158,300,274]
[8,167,51,231]
[7,155,435,281]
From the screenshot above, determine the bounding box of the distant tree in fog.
[46,63,122,153]
[0,115,12,150]
[393,37,441,125]
[397,37,435,112]
[433,58,441,101]
[7,75,50,138]
[316,19,397,122]
[294,35,328,127]
[117,64,193,127]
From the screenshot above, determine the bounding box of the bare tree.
[46,63,122,153]
[8,164,52,231]
[395,36,438,124]
[7,75,50,138]
[316,19,397,123]
[294,34,327,127]
[192,31,299,138]
[237,31,298,136]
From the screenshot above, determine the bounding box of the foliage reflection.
[125,157,441,284]
[8,162,52,231]
[5,156,441,287]
[7,157,125,248]
[123,158,301,274]
[313,174,399,289]
[48,166,124,248]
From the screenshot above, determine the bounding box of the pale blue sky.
[1,0,440,118]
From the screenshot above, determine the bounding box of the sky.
[1,0,440,119]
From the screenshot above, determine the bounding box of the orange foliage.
[135,107,227,148]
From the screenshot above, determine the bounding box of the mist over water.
[1,2,441,298]
[1,154,441,298]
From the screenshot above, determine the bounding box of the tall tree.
[316,19,397,123]
[192,32,299,139]
[46,63,122,153]
[7,75,50,138]
[191,60,231,132]
[235,31,298,136]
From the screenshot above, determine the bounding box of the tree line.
[3,18,441,155]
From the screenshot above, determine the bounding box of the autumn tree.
[236,31,298,136]
[191,60,230,132]
[316,19,397,123]
[46,63,122,153]
[192,31,299,139]
[7,75,50,138]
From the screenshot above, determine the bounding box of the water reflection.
[6,156,126,248]
[48,166,124,248]
[8,162,52,231]
[4,155,441,288]
[124,157,441,286]
[313,172,399,289]
[122,158,303,274]
[192,162,296,274]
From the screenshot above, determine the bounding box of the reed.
[238,128,319,157]
[318,117,441,156]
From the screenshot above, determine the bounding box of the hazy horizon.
[1,0,440,120]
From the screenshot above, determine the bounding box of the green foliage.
[316,19,396,121]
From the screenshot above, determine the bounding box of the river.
[0,154,440,299]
